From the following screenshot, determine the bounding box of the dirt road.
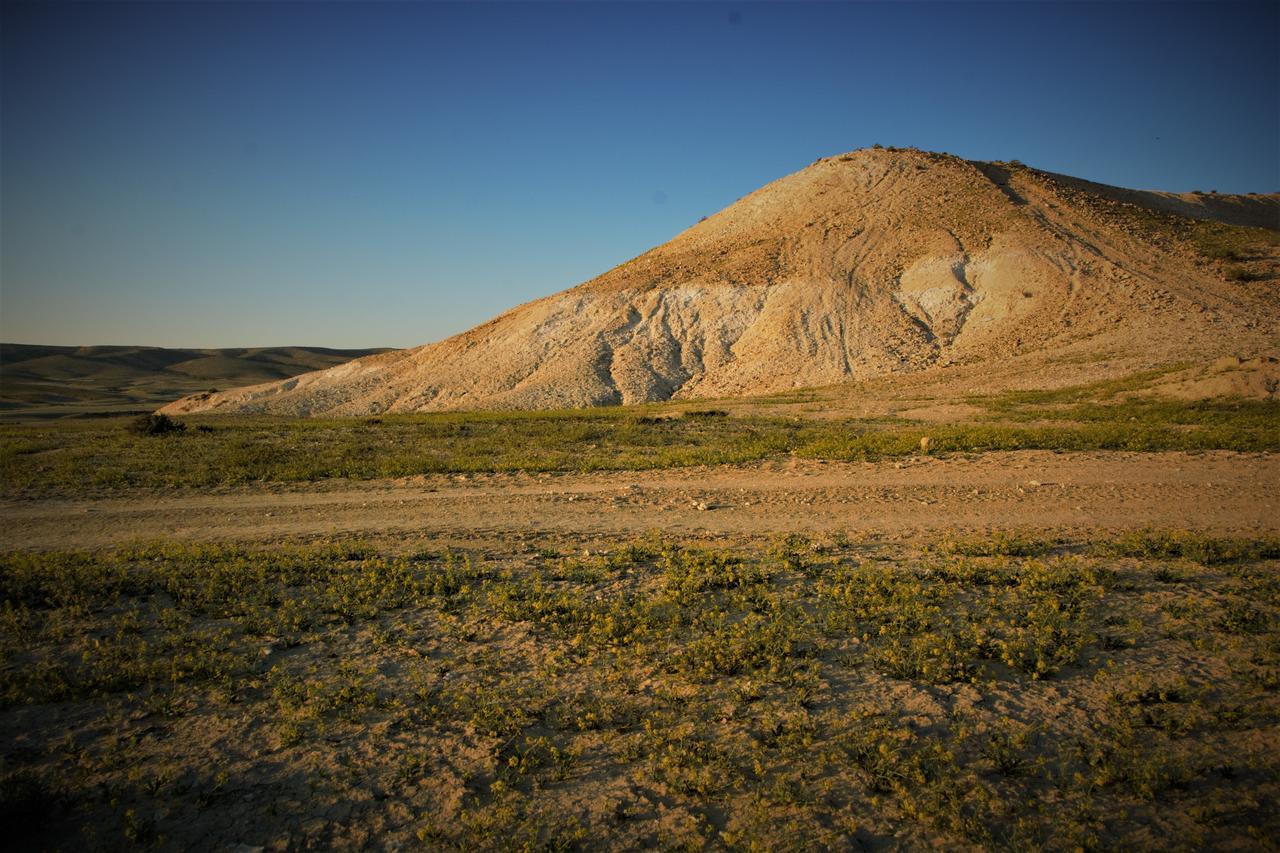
[2,450,1276,550]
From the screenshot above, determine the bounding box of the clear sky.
[2,0,1277,349]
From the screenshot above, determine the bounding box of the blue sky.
[2,0,1277,348]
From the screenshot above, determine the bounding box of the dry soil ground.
[2,450,1275,553]
[3,447,1279,851]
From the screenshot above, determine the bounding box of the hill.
[0,344,390,418]
[161,148,1280,417]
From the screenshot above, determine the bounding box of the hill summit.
[162,148,1279,416]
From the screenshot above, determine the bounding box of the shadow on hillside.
[974,163,1028,206]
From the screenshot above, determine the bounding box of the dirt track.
[3,450,1276,551]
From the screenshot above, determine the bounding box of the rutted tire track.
[1,451,1276,550]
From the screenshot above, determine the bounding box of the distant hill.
[162,147,1279,417]
[0,344,391,417]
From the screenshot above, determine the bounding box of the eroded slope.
[161,149,1280,416]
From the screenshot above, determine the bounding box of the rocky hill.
[161,148,1280,416]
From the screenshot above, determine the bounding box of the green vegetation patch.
[795,415,1278,461]
[1,532,1277,849]
[0,410,798,497]
[2,389,1276,498]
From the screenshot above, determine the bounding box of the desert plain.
[2,149,1278,850]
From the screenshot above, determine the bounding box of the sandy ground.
[4,450,1276,551]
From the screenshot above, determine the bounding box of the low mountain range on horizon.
[0,344,390,417]
[145,147,1276,416]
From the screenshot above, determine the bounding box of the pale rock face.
[895,254,976,344]
[160,148,1279,416]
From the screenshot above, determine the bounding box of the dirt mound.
[161,148,1280,416]
[1140,355,1280,400]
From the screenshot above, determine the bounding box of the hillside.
[0,344,389,417]
[161,148,1280,417]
